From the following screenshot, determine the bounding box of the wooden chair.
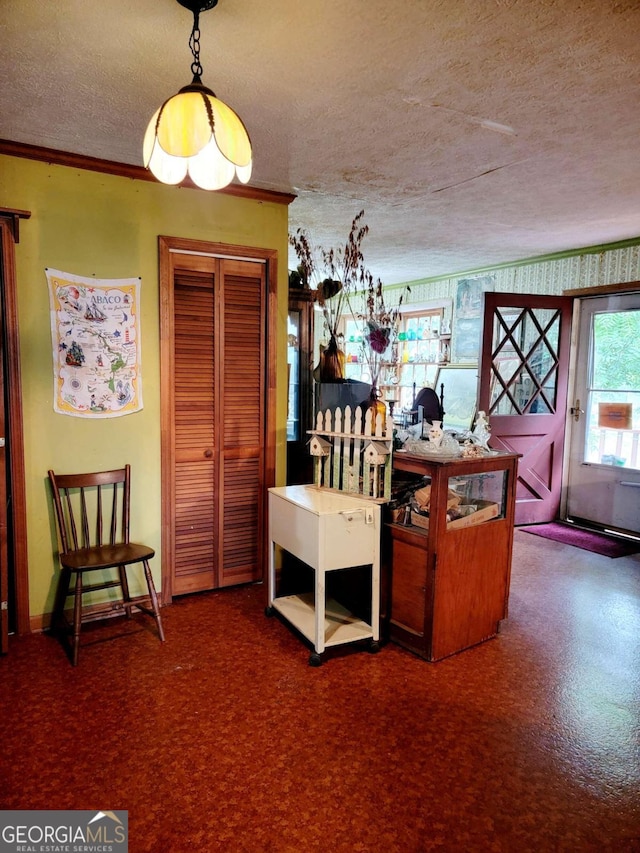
[48,465,165,665]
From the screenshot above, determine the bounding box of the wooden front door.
[478,293,573,525]
[160,237,276,600]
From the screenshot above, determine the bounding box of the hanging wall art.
[47,268,143,417]
[451,275,495,363]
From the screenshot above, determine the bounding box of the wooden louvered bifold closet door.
[173,264,217,594]
[219,260,265,587]
[172,256,265,595]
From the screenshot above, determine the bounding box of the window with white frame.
[334,305,451,412]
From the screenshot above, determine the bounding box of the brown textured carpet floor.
[1,531,639,852]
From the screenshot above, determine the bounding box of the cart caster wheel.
[369,640,380,654]
[309,653,322,667]
[265,606,275,617]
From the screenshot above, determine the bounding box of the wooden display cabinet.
[385,450,520,661]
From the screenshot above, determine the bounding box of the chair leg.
[72,571,83,666]
[118,563,133,619]
[142,559,165,643]
[51,567,72,637]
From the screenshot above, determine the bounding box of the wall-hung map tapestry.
[47,268,143,417]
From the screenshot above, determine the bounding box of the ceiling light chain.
[181,0,219,80]
[189,12,204,81]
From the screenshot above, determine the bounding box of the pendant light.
[143,0,252,190]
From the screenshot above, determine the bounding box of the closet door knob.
[204,448,213,458]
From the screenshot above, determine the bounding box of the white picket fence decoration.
[308,405,394,502]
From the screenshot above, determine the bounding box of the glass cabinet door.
[287,287,315,485]
[447,469,508,527]
[287,309,301,441]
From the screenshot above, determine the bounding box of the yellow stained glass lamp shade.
[143,83,252,190]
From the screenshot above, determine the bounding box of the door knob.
[204,448,213,458]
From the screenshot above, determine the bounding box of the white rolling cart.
[266,485,381,666]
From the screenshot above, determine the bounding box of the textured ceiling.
[2,0,640,284]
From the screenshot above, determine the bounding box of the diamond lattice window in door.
[489,307,561,416]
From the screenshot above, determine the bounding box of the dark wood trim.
[0,220,29,634]
[0,139,297,206]
[214,260,224,590]
[158,236,176,605]
[265,249,279,576]
[0,208,31,243]
[159,235,283,261]
[563,280,640,297]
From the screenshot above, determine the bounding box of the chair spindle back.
[49,466,132,555]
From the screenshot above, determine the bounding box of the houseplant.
[348,270,409,415]
[289,210,370,382]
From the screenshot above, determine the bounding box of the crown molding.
[0,139,296,206]
[398,238,640,289]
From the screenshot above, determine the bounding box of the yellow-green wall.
[0,153,290,622]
